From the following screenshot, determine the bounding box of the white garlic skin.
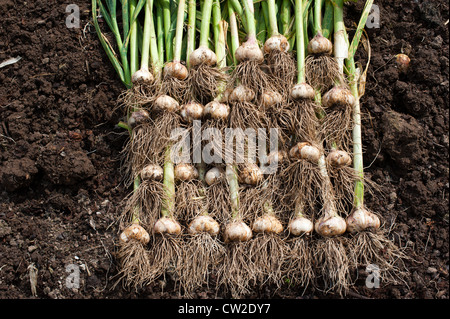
[252,214,283,234]
[204,101,230,120]
[154,95,180,113]
[291,82,315,100]
[289,142,321,164]
[132,68,154,84]
[127,109,150,129]
[119,224,150,244]
[189,46,218,67]
[174,163,199,182]
[288,216,314,236]
[188,215,220,236]
[205,167,223,186]
[264,34,290,54]
[327,150,352,167]
[315,215,347,237]
[261,91,283,108]
[153,217,182,235]
[140,164,164,181]
[229,85,255,103]
[346,208,381,233]
[164,61,189,80]
[238,163,263,185]
[322,86,356,109]
[307,33,333,55]
[235,40,264,63]
[180,102,204,122]
[224,221,253,242]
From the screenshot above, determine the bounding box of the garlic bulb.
[153,217,182,235]
[322,86,356,109]
[204,101,230,120]
[180,102,204,122]
[346,208,381,233]
[315,215,347,237]
[395,53,410,73]
[188,215,220,236]
[224,221,252,242]
[327,150,352,167]
[154,95,180,113]
[291,82,315,100]
[164,61,189,80]
[189,46,218,67]
[238,163,263,185]
[263,34,290,54]
[140,164,164,181]
[307,33,333,55]
[228,85,255,103]
[289,142,321,164]
[252,214,283,234]
[205,167,223,186]
[235,40,264,63]
[131,68,154,84]
[174,163,199,182]
[127,109,150,129]
[288,216,314,236]
[119,224,150,244]
[261,91,283,108]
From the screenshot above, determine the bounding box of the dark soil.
[0,0,448,300]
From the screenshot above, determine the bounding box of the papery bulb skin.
[252,214,283,234]
[238,163,263,185]
[291,82,315,100]
[127,109,150,129]
[289,216,314,236]
[322,86,356,109]
[140,164,164,181]
[224,221,252,242]
[395,53,410,73]
[261,91,283,108]
[235,39,264,63]
[119,224,150,244]
[264,34,290,54]
[204,101,230,120]
[315,214,347,237]
[153,217,182,235]
[189,46,218,67]
[205,167,223,186]
[327,150,352,167]
[132,68,154,84]
[174,163,199,182]
[229,85,255,103]
[188,215,220,236]
[154,95,180,113]
[180,102,204,123]
[307,33,333,55]
[164,61,189,80]
[289,142,321,164]
[346,208,381,233]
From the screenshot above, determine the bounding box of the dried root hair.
[118,180,165,231]
[229,100,271,132]
[348,228,410,287]
[119,81,161,112]
[147,233,184,285]
[305,55,344,93]
[312,236,353,295]
[265,49,296,96]
[284,235,314,290]
[160,72,190,105]
[175,179,207,222]
[217,239,256,298]
[320,101,353,151]
[278,159,323,217]
[180,232,225,298]
[230,60,275,99]
[189,64,229,104]
[113,239,153,291]
[248,232,289,291]
[205,176,231,223]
